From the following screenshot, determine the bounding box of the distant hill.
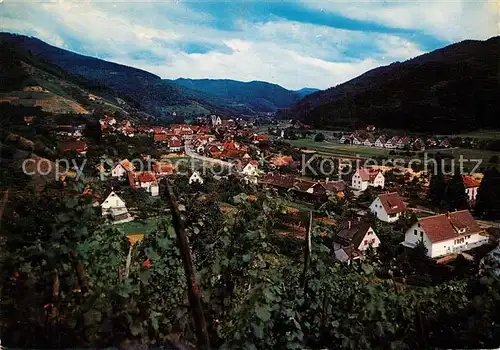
[168,78,317,114]
[283,36,500,133]
[0,33,233,118]
[0,33,317,119]
[293,87,320,98]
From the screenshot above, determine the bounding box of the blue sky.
[1,0,498,90]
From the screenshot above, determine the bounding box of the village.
[34,111,499,268]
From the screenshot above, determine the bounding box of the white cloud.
[1,0,485,90]
[305,0,499,43]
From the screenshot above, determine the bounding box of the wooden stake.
[301,211,313,291]
[164,180,210,350]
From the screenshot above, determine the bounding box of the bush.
[314,133,325,142]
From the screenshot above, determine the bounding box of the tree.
[428,172,446,207]
[476,167,500,219]
[314,133,325,142]
[444,173,469,211]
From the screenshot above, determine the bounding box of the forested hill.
[168,78,318,114]
[283,36,500,133]
[0,33,246,118]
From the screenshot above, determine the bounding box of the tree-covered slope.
[284,36,500,133]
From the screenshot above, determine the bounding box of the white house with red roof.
[351,167,385,191]
[384,136,400,149]
[100,191,133,223]
[374,135,387,148]
[402,210,489,258]
[462,175,481,204]
[369,192,407,223]
[111,159,135,178]
[168,139,182,153]
[333,220,380,263]
[129,172,159,196]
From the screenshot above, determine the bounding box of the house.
[402,210,489,258]
[397,136,411,149]
[439,138,451,148]
[352,135,364,145]
[59,140,87,155]
[384,136,400,149]
[363,137,375,147]
[168,139,182,153]
[270,155,294,167]
[24,116,34,125]
[351,167,385,191]
[129,172,159,196]
[189,171,204,184]
[369,192,407,223]
[240,161,259,177]
[412,138,426,151]
[319,179,347,199]
[339,134,352,144]
[152,161,175,176]
[111,159,135,178]
[333,220,380,262]
[462,175,480,205]
[374,135,387,148]
[252,134,269,144]
[100,191,133,223]
[154,134,169,143]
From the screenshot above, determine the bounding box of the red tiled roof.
[59,140,87,153]
[378,192,406,215]
[154,134,168,142]
[462,175,480,188]
[153,162,175,174]
[293,180,315,192]
[270,155,294,166]
[137,171,157,183]
[120,159,135,172]
[261,173,296,189]
[419,210,483,243]
[357,168,380,181]
[168,139,182,147]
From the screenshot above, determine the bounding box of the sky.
[0,0,499,90]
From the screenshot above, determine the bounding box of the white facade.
[356,226,381,251]
[351,172,369,191]
[466,186,479,202]
[403,222,489,258]
[189,171,204,184]
[241,163,258,177]
[111,164,128,178]
[101,191,128,216]
[351,170,385,191]
[369,197,402,223]
[352,137,363,145]
[375,139,385,148]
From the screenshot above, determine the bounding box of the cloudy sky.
[1,0,498,90]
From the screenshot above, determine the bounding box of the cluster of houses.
[46,112,494,265]
[331,207,489,262]
[339,131,450,151]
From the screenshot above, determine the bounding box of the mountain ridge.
[284,36,500,133]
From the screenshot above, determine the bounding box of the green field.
[287,139,390,158]
[112,217,165,235]
[444,130,500,140]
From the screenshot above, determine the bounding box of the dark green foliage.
[284,37,500,132]
[314,133,325,142]
[476,167,500,219]
[170,78,303,113]
[429,172,447,207]
[444,173,469,210]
